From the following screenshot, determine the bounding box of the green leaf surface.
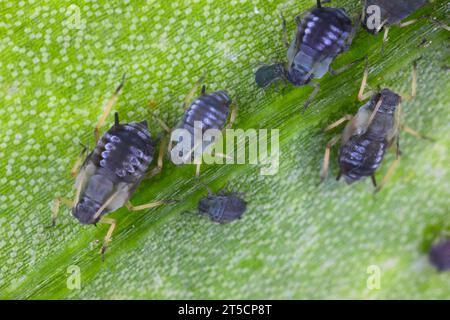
[0,0,449,299]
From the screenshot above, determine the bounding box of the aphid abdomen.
[339,134,387,184]
[176,90,231,159]
[91,121,155,182]
[288,7,352,85]
[182,90,231,133]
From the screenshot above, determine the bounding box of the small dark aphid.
[198,182,247,224]
[362,0,429,53]
[429,239,450,272]
[362,0,427,33]
[51,77,171,258]
[255,0,361,111]
[320,58,428,191]
[156,76,237,176]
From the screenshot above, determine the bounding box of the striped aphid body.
[198,190,247,224]
[286,6,353,86]
[174,90,232,164]
[338,89,401,184]
[73,115,156,224]
[363,0,427,33]
[254,3,354,89]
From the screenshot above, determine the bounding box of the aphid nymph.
[154,76,237,176]
[362,0,428,35]
[197,181,247,224]
[255,0,363,111]
[320,57,429,191]
[51,76,172,258]
[361,0,449,53]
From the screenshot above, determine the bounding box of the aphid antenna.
[196,177,215,195]
[116,73,126,94]
[78,141,89,153]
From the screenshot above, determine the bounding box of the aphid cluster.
[50,0,448,266]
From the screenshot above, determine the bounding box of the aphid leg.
[126,200,168,211]
[324,115,353,132]
[148,113,174,172]
[375,156,401,193]
[411,59,418,99]
[400,124,434,141]
[70,145,89,177]
[303,82,321,113]
[366,97,383,129]
[280,12,290,48]
[226,100,238,129]
[150,113,172,134]
[196,177,214,195]
[196,163,201,177]
[320,135,341,182]
[99,217,116,260]
[399,59,419,101]
[50,197,73,227]
[94,74,126,143]
[358,56,375,101]
[183,73,206,110]
[147,135,168,178]
[380,27,390,55]
[395,134,402,159]
[428,17,450,32]
[329,55,365,76]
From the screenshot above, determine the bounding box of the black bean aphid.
[179,87,232,150]
[72,112,156,225]
[320,58,428,191]
[363,0,427,33]
[362,0,428,53]
[156,76,237,176]
[255,0,362,111]
[429,239,450,272]
[198,181,247,224]
[51,77,172,259]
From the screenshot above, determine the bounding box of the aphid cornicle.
[255,0,362,111]
[155,77,237,176]
[320,58,428,191]
[197,182,247,224]
[51,76,171,259]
